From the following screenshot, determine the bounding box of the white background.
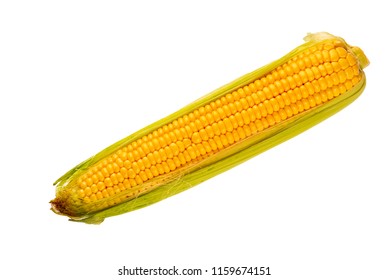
[1,1,388,279]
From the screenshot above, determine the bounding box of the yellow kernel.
[345,80,353,90]
[90,194,97,202]
[324,62,334,75]
[101,189,109,198]
[263,87,272,99]
[275,95,285,109]
[285,65,293,76]
[281,92,291,106]
[270,98,279,112]
[106,187,115,197]
[329,49,339,62]
[309,53,319,66]
[249,83,257,93]
[270,83,280,96]
[258,103,267,117]
[232,130,240,142]
[212,136,223,149]
[247,107,257,121]
[220,134,229,147]
[266,114,276,126]
[311,80,321,93]
[338,70,347,83]
[302,98,310,110]
[79,181,87,189]
[106,163,114,174]
[273,111,281,123]
[318,77,327,91]
[298,87,309,100]
[257,90,266,102]
[77,189,85,198]
[240,98,249,110]
[169,143,178,156]
[345,67,354,80]
[104,178,113,187]
[287,76,296,89]
[154,163,163,175]
[352,65,360,76]
[279,108,287,120]
[116,172,124,183]
[168,131,177,143]
[234,112,244,127]
[199,129,209,141]
[254,80,263,91]
[290,103,299,115]
[96,171,104,181]
[254,119,264,132]
[311,67,321,79]
[148,165,158,176]
[217,121,227,134]
[226,132,234,144]
[264,100,273,115]
[91,184,98,194]
[260,77,269,87]
[308,95,316,107]
[97,181,105,191]
[236,126,245,139]
[299,70,308,84]
[139,171,148,181]
[244,124,253,136]
[305,82,315,95]
[339,84,347,95]
[235,100,243,112]
[205,125,215,139]
[320,92,328,103]
[336,47,347,58]
[241,110,251,124]
[303,56,312,68]
[84,187,92,196]
[165,146,174,159]
[296,101,304,112]
[246,95,254,107]
[145,169,154,179]
[96,191,103,200]
[84,177,93,187]
[217,107,226,119]
[135,175,143,185]
[280,79,290,92]
[191,132,201,144]
[199,115,208,127]
[314,93,322,105]
[237,88,246,98]
[223,118,234,132]
[187,146,197,159]
[346,53,357,67]
[338,58,349,70]
[352,76,361,86]
[323,42,334,50]
[306,68,315,81]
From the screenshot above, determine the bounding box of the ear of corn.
[51,32,369,224]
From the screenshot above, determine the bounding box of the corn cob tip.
[50,197,74,218]
[50,198,66,215]
[304,32,369,69]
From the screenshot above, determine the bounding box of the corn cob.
[51,32,369,224]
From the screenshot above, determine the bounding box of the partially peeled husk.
[51,32,369,224]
